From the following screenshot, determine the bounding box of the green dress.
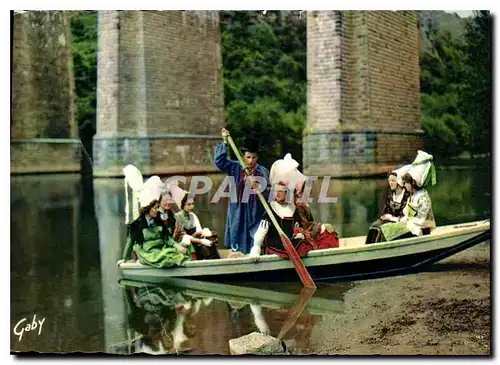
[123,215,191,268]
[380,203,417,242]
[161,209,196,258]
[381,187,436,242]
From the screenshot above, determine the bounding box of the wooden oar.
[225,135,317,289]
[277,287,316,340]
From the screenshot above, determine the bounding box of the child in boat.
[379,172,436,242]
[169,184,221,260]
[120,178,191,268]
[365,171,410,244]
[157,184,197,260]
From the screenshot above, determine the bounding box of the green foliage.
[420,11,491,160]
[461,11,492,156]
[220,11,307,168]
[69,11,97,135]
[421,112,470,157]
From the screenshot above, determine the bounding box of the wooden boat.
[119,219,490,283]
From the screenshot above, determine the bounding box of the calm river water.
[10,167,490,354]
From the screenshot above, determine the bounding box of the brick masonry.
[11,141,82,174]
[94,11,224,177]
[305,11,422,177]
[11,11,81,174]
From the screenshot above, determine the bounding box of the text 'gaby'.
[13,314,46,342]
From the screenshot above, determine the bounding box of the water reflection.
[10,168,491,353]
[425,167,491,225]
[11,174,102,352]
[93,179,129,353]
[114,279,351,355]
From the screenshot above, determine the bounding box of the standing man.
[213,128,270,254]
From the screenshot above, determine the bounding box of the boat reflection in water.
[111,278,352,355]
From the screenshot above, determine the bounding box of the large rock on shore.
[229,332,287,355]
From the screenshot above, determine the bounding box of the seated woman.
[169,184,221,260]
[365,171,410,244]
[120,183,191,268]
[269,153,339,250]
[249,181,314,258]
[157,184,196,260]
[293,180,340,249]
[379,172,436,242]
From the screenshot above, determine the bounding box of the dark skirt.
[192,231,221,260]
[365,219,385,245]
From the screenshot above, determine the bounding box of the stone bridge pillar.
[94,11,224,177]
[11,11,80,174]
[304,11,423,177]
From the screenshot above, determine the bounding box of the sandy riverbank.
[301,241,491,355]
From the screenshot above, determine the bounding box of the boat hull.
[120,222,490,284]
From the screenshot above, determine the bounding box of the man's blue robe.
[214,142,270,254]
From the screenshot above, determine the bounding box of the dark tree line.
[420,11,491,160]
